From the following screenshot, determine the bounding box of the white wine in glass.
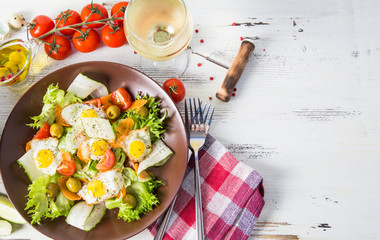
[125,0,193,73]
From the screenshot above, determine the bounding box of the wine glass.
[124,0,193,76]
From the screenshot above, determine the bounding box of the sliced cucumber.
[59,119,85,154]
[0,195,26,224]
[66,201,106,231]
[137,140,173,175]
[83,203,106,231]
[81,117,115,141]
[67,73,109,99]
[17,150,44,181]
[0,220,12,236]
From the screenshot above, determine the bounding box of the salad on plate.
[17,73,173,231]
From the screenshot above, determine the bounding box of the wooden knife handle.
[216,39,255,102]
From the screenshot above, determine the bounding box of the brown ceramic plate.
[0,61,188,240]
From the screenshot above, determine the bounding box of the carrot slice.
[54,105,70,127]
[57,177,82,201]
[116,118,134,136]
[117,185,126,198]
[129,99,147,110]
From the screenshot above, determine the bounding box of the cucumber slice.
[17,150,44,181]
[137,140,173,175]
[81,117,115,141]
[0,195,26,224]
[59,119,85,154]
[66,201,106,231]
[0,220,12,236]
[83,203,106,231]
[67,73,109,99]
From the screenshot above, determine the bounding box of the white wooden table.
[1,0,380,239]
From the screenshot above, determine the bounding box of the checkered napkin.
[148,135,265,240]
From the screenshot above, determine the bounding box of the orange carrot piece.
[129,99,147,110]
[116,118,134,136]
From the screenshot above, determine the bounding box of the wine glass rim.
[125,0,191,46]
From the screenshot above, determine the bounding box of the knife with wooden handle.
[216,39,255,102]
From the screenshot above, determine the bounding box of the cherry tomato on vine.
[44,35,72,60]
[29,15,55,40]
[111,1,129,26]
[163,78,186,103]
[81,3,109,28]
[55,10,82,35]
[72,28,100,53]
[111,88,132,111]
[101,24,127,48]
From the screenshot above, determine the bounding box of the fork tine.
[198,98,204,124]
[189,98,194,131]
[184,99,190,138]
[203,104,211,124]
[193,98,198,124]
[205,106,215,135]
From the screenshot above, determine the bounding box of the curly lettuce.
[27,84,82,129]
[25,175,73,225]
[105,168,162,222]
[113,95,168,142]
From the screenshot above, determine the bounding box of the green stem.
[36,16,123,41]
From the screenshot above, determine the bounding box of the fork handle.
[194,150,205,240]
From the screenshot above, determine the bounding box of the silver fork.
[186,98,215,240]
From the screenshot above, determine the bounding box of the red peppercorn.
[240,37,244,41]
[17,48,21,53]
[134,51,137,54]
[209,77,214,80]
[200,39,204,43]
[209,97,212,100]
[197,63,202,67]
[233,88,237,92]
[232,22,237,26]
[263,49,266,52]
[232,92,236,97]
[195,29,199,33]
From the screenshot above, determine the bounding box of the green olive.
[66,177,82,193]
[46,183,59,198]
[122,194,137,209]
[135,106,148,118]
[50,123,64,138]
[106,105,121,120]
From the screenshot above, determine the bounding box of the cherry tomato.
[84,98,102,108]
[33,122,51,139]
[163,78,186,103]
[72,28,100,53]
[111,88,133,111]
[57,152,75,177]
[81,3,109,28]
[101,24,127,48]
[29,15,55,40]
[96,149,115,171]
[111,1,129,26]
[44,35,72,60]
[55,10,82,35]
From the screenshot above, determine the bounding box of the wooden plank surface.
[1,0,380,239]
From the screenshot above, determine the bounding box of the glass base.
[138,49,190,78]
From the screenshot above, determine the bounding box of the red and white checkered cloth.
[149,135,265,240]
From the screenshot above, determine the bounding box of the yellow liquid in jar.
[0,44,29,84]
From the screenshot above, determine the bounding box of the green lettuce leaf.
[112,148,126,169]
[105,168,162,222]
[25,175,73,225]
[113,95,167,142]
[27,84,82,129]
